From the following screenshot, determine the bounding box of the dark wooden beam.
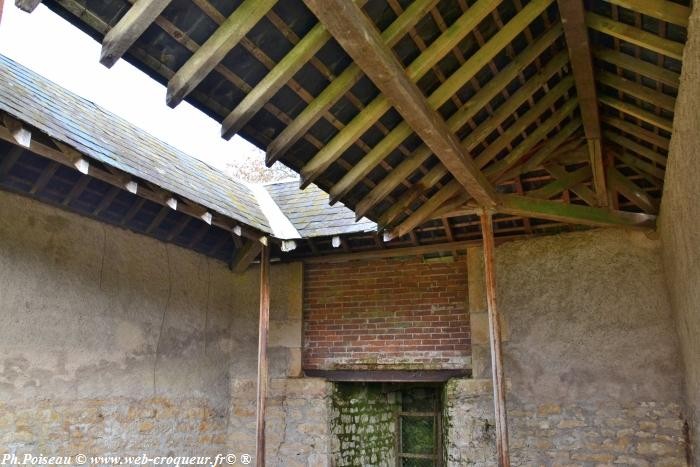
[100,0,173,68]
[304,369,469,382]
[0,146,24,180]
[480,211,510,467]
[302,0,497,207]
[15,0,41,13]
[230,239,262,274]
[255,245,270,467]
[166,0,277,107]
[557,0,607,207]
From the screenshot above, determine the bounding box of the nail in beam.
[480,211,511,466]
[255,245,270,466]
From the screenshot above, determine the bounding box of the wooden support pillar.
[255,245,270,467]
[479,211,510,467]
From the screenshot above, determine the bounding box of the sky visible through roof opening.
[0,2,296,183]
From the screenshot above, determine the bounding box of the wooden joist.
[601,115,669,150]
[604,130,667,166]
[586,12,685,60]
[592,48,680,88]
[597,71,676,112]
[604,0,690,28]
[389,180,462,238]
[599,95,674,132]
[166,0,277,108]
[220,22,331,140]
[230,239,262,274]
[497,194,656,228]
[613,151,665,180]
[544,163,598,206]
[328,0,559,204]
[100,0,173,68]
[352,22,564,220]
[298,0,501,190]
[557,0,607,206]
[264,0,439,167]
[528,165,593,200]
[606,166,659,213]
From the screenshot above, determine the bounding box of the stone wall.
[0,190,326,466]
[330,383,399,466]
[659,1,700,463]
[452,228,688,465]
[304,256,469,370]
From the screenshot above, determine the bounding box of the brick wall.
[303,256,470,370]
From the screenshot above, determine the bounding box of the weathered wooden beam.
[604,0,690,27]
[558,0,607,206]
[327,0,559,204]
[497,193,656,228]
[592,48,680,88]
[606,166,658,213]
[597,71,676,112]
[480,210,511,467]
[586,12,685,60]
[474,77,575,169]
[231,239,262,274]
[29,161,59,195]
[544,163,598,206]
[303,0,498,206]
[0,146,23,179]
[302,239,487,263]
[299,0,502,193]
[265,0,439,166]
[2,114,31,147]
[484,98,579,179]
[255,245,270,467]
[166,0,277,108]
[379,164,449,227]
[528,165,593,200]
[15,0,41,13]
[353,25,564,220]
[601,115,669,150]
[389,180,462,238]
[613,150,665,180]
[220,22,330,139]
[100,0,173,68]
[599,95,673,132]
[603,130,667,166]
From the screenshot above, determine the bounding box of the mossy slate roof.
[0,54,376,239]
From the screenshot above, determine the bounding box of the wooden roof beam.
[597,71,676,112]
[544,163,598,206]
[299,0,502,191]
[497,193,656,228]
[230,238,262,274]
[592,48,680,88]
[264,0,439,166]
[329,1,560,205]
[166,0,277,108]
[603,0,690,28]
[303,0,497,207]
[586,12,685,60]
[15,0,41,13]
[599,95,674,132]
[100,0,173,68]
[558,0,607,207]
[352,24,564,220]
[606,166,659,214]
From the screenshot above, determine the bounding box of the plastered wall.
[456,228,688,465]
[659,2,700,464]
[0,190,327,466]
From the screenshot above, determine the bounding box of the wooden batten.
[480,211,511,467]
[255,245,270,467]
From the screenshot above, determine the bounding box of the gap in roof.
[0,2,296,184]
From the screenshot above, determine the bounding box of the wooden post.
[479,211,510,467]
[255,245,270,467]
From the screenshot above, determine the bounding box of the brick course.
[303,256,470,370]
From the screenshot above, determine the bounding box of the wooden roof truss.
[38,0,689,244]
